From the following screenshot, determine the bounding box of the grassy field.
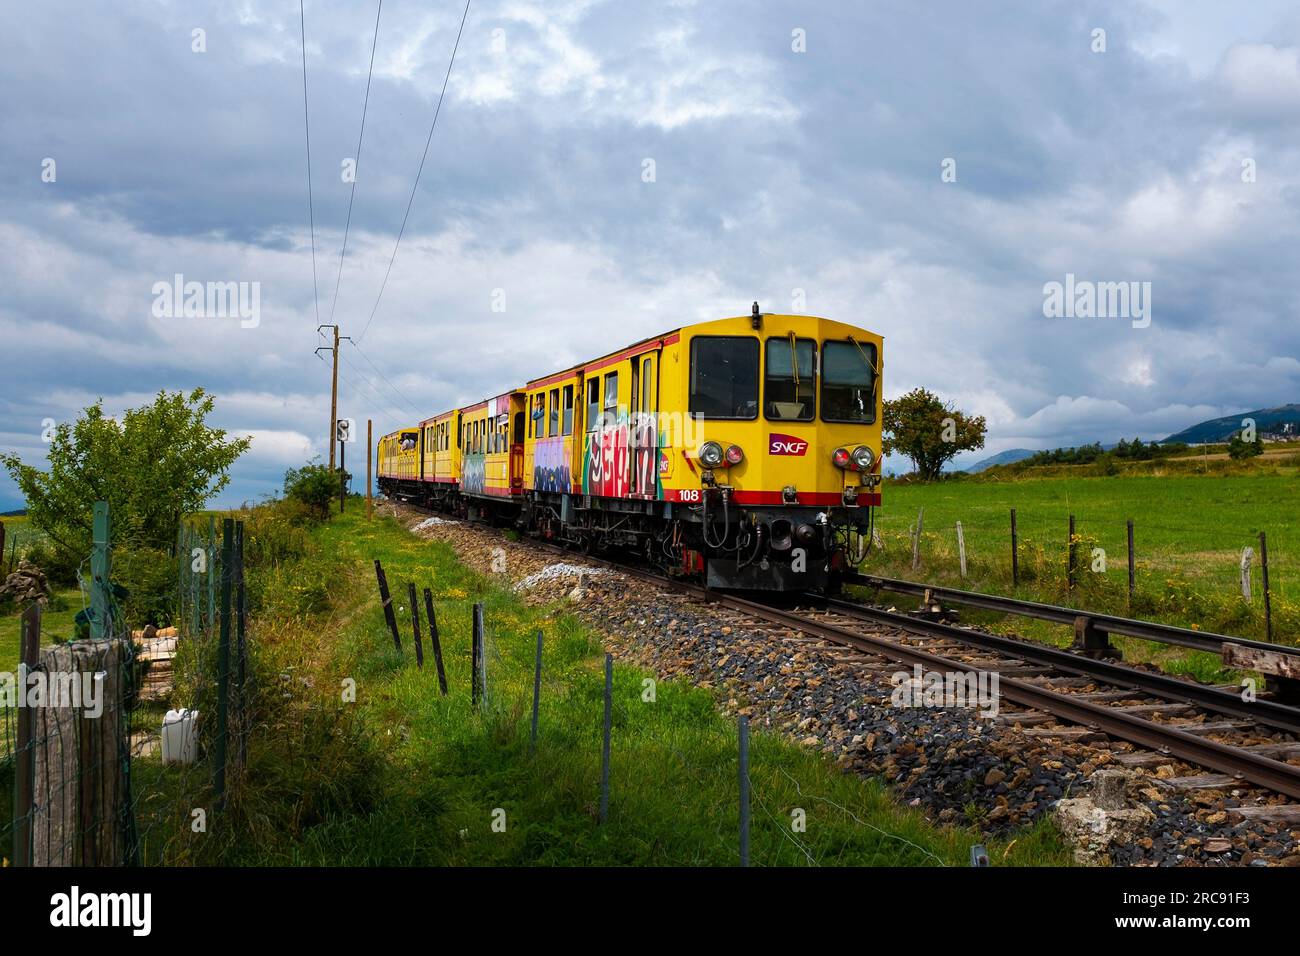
[864,469,1299,676]
[128,503,1069,866]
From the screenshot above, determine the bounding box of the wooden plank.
[1155,773,1240,792]
[1223,641,1300,680]
[1231,804,1300,825]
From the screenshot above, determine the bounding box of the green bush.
[283,464,339,520]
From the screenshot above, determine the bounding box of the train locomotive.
[377,305,882,591]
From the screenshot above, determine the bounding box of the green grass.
[146,504,1070,866]
[866,470,1299,671]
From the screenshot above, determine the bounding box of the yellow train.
[377,305,882,590]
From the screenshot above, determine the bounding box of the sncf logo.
[768,433,809,456]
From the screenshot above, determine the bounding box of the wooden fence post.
[911,508,924,572]
[374,560,402,651]
[1240,546,1254,602]
[956,521,967,578]
[1010,508,1018,586]
[422,588,448,695]
[0,520,6,577]
[33,637,127,865]
[1260,531,1273,641]
[407,582,424,668]
[235,520,248,776]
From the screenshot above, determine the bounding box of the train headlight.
[851,445,875,471]
[698,441,725,468]
[724,444,744,466]
[831,447,852,469]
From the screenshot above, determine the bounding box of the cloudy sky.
[3,0,1299,509]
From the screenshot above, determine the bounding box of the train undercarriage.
[377,477,874,593]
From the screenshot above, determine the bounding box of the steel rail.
[847,572,1297,658]
[818,597,1300,735]
[711,592,1300,801]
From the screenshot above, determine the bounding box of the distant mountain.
[0,508,27,517]
[1162,404,1300,444]
[964,449,1037,472]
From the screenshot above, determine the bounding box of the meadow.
[863,466,1299,676]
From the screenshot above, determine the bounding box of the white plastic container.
[161,709,199,765]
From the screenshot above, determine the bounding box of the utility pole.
[315,325,351,470]
[366,418,373,520]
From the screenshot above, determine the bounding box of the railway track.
[399,503,1300,806]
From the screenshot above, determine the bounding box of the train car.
[418,408,462,508]
[516,306,882,591]
[457,389,526,519]
[375,425,423,501]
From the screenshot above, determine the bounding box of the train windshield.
[689,336,759,419]
[764,336,815,421]
[821,340,877,423]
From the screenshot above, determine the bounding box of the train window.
[531,394,544,438]
[548,388,560,437]
[689,336,759,420]
[764,337,816,422]
[586,378,600,431]
[640,357,656,412]
[562,385,574,435]
[603,372,619,427]
[513,411,524,443]
[821,339,878,424]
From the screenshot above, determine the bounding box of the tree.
[1,389,250,568]
[1227,433,1263,460]
[882,387,987,480]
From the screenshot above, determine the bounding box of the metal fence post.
[529,631,543,754]
[408,582,424,668]
[1259,531,1273,641]
[1126,519,1135,602]
[599,653,612,824]
[374,560,402,651]
[13,602,40,866]
[1067,514,1077,590]
[213,518,233,804]
[1010,508,1019,586]
[472,603,484,707]
[739,715,750,867]
[235,520,248,774]
[422,588,448,695]
[90,501,111,640]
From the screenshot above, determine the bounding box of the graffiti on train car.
[533,437,570,493]
[584,418,629,498]
[584,412,662,498]
[462,453,486,495]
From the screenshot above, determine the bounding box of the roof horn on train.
[751,301,762,330]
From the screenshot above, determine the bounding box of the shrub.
[284,464,339,520]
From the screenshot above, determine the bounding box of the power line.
[346,338,425,416]
[327,0,384,325]
[336,349,414,424]
[357,0,472,343]
[298,0,320,326]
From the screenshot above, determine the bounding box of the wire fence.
[867,505,1297,641]
[1,504,253,866]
